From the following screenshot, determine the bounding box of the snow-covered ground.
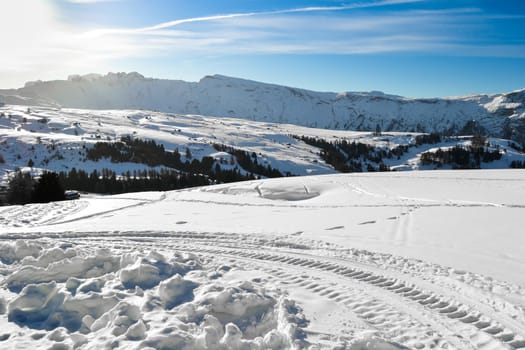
[2,104,525,186]
[1,170,524,349]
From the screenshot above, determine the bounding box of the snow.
[0,170,524,349]
[2,105,525,187]
[1,73,524,143]
[1,86,525,348]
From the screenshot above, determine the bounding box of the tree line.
[212,143,286,178]
[4,172,65,205]
[510,160,525,168]
[420,145,501,169]
[293,135,397,172]
[86,136,286,179]
[3,136,291,204]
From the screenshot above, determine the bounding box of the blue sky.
[1,0,524,97]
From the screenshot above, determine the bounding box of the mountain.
[1,72,525,145]
[1,104,525,193]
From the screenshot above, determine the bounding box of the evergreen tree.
[32,172,65,203]
[7,172,34,205]
[374,124,382,136]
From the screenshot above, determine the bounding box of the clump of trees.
[86,136,184,168]
[293,135,394,172]
[86,137,229,178]
[415,132,441,146]
[294,132,515,171]
[212,143,285,178]
[510,160,525,168]
[6,171,64,205]
[57,165,262,195]
[58,168,213,194]
[6,172,33,204]
[2,136,295,203]
[32,172,65,203]
[86,136,288,182]
[420,136,501,169]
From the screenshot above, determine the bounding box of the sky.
[0,0,524,97]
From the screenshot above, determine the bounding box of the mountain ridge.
[1,72,525,145]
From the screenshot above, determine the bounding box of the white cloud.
[72,0,466,60]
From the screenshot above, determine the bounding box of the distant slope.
[1,105,525,192]
[1,72,525,145]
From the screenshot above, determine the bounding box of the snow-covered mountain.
[2,72,525,145]
[2,104,525,190]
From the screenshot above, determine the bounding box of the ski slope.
[1,170,524,349]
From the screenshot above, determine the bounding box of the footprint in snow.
[325,226,344,231]
[358,220,376,225]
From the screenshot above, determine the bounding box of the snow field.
[2,105,525,188]
[0,170,524,348]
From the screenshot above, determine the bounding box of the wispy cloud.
[79,2,523,58]
[1,0,523,89]
[86,0,424,37]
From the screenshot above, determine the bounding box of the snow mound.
[257,183,320,201]
[120,251,200,289]
[7,281,65,329]
[5,248,120,292]
[141,280,307,350]
[8,281,119,332]
[202,180,322,202]
[0,242,309,349]
[0,241,43,264]
[158,274,199,309]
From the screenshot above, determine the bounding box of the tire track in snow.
[62,231,525,350]
[0,194,168,229]
[0,200,87,227]
[188,246,523,350]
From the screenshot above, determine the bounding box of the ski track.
[20,230,523,350]
[0,200,88,227]
[0,194,166,228]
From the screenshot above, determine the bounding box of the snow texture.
[0,170,524,349]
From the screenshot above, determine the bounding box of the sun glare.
[0,0,118,86]
[0,0,57,56]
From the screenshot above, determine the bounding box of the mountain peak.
[2,72,525,146]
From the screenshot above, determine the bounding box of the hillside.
[2,104,525,197]
[1,73,525,146]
